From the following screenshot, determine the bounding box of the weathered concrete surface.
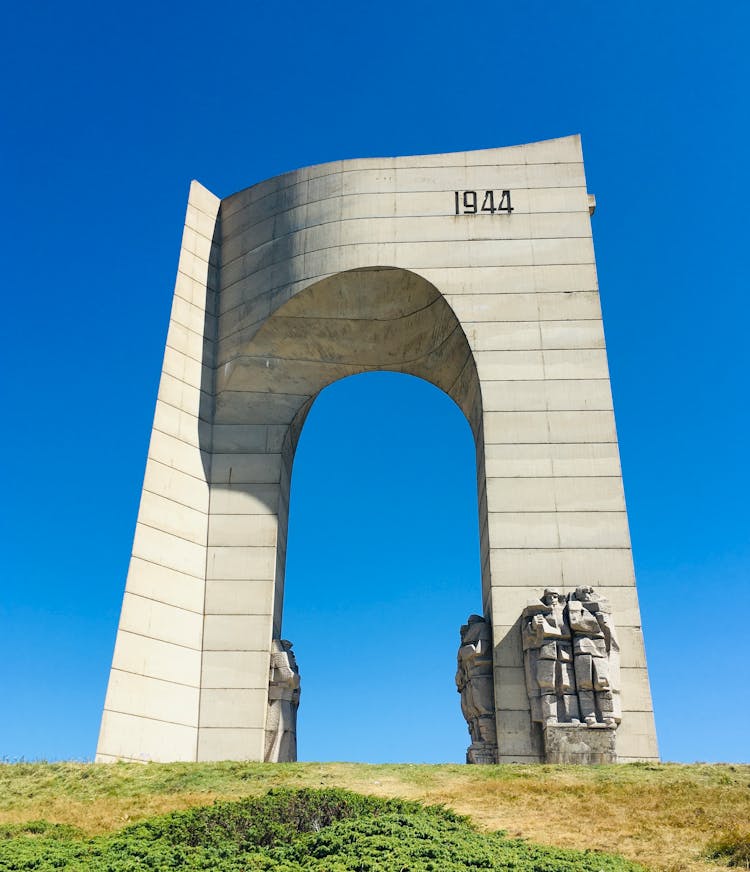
[544,724,617,764]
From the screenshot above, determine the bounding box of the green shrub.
[0,787,645,871]
[705,828,750,868]
[0,821,83,839]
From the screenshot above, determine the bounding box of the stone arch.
[97,140,658,765]
[211,266,489,639]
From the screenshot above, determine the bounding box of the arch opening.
[204,266,492,762]
[283,371,482,762]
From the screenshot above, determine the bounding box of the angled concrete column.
[98,137,658,763]
[97,181,219,762]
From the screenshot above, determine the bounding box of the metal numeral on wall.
[454,190,513,215]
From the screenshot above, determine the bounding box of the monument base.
[466,742,498,765]
[543,724,617,764]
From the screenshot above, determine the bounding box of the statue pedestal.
[466,742,498,764]
[543,724,617,764]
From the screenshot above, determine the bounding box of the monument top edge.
[194,134,584,207]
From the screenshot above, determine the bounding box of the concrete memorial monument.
[96,137,658,764]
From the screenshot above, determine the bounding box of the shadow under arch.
[212,266,489,637]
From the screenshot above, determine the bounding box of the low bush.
[0,787,644,871]
[705,828,750,868]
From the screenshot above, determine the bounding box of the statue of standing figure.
[264,639,301,762]
[456,615,498,764]
[567,586,621,726]
[522,586,621,729]
[522,588,580,726]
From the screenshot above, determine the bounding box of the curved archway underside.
[217,267,481,437]
[214,267,485,645]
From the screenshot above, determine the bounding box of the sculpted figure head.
[281,639,297,667]
[461,614,484,639]
[541,588,563,606]
[270,639,299,681]
[574,585,597,602]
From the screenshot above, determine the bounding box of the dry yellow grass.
[0,761,747,871]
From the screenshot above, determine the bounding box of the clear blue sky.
[2,2,748,764]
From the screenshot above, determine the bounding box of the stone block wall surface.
[97,138,658,763]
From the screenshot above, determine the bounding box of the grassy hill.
[0,761,747,870]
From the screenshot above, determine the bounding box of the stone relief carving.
[264,639,300,762]
[568,586,621,727]
[456,615,498,764]
[522,588,580,726]
[521,586,621,762]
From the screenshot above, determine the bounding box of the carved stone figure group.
[455,615,498,764]
[264,639,301,762]
[522,586,620,729]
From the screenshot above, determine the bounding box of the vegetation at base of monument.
[0,787,643,871]
[1,762,748,871]
[705,828,750,868]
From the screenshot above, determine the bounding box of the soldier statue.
[522,586,621,731]
[264,639,301,762]
[567,586,621,726]
[456,614,498,764]
[522,588,580,726]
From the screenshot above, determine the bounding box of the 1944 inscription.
[454,190,513,215]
